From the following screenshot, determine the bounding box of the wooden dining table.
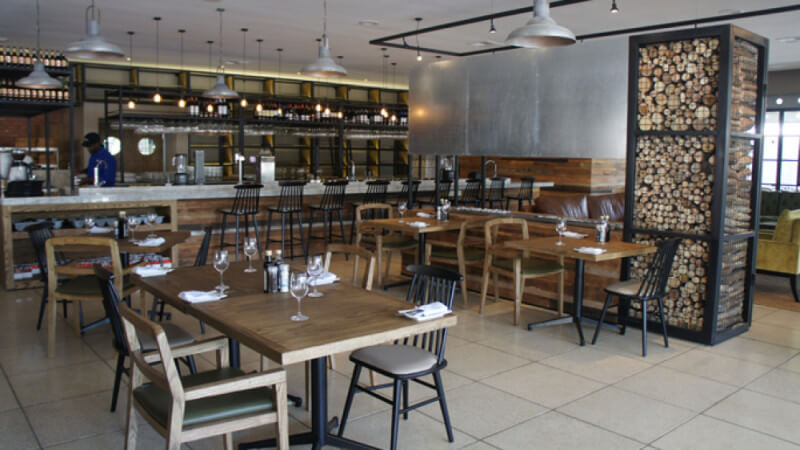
[504,237,656,346]
[132,261,457,449]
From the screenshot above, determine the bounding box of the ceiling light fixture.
[17,0,62,90]
[415,18,423,61]
[178,29,186,108]
[63,0,125,59]
[203,8,239,99]
[301,0,347,77]
[152,17,162,103]
[610,0,619,14]
[255,37,263,112]
[240,27,248,107]
[126,31,135,109]
[506,0,576,48]
[489,0,497,34]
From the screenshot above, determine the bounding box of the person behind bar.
[82,132,116,187]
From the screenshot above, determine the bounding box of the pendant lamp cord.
[179,30,184,69]
[35,0,41,60]
[217,8,224,72]
[128,32,134,67]
[323,0,327,37]
[241,28,247,72]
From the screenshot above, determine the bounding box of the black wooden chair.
[95,265,197,412]
[389,180,421,207]
[592,238,681,357]
[27,222,71,330]
[459,178,483,207]
[505,176,536,210]
[219,183,263,261]
[417,180,452,208]
[307,179,348,254]
[487,177,506,209]
[266,181,307,260]
[337,264,461,450]
[350,180,389,244]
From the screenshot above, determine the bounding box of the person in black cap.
[82,132,116,187]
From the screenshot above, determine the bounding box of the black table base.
[527,259,587,345]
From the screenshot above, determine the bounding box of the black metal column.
[480,156,486,209]
[408,155,414,208]
[118,88,124,184]
[434,155,441,208]
[68,73,76,195]
[453,156,459,205]
[44,112,51,195]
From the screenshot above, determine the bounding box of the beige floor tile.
[443,343,530,380]
[614,366,737,412]
[338,408,476,449]
[0,339,101,376]
[477,328,578,362]
[185,416,309,450]
[0,372,17,413]
[752,304,780,321]
[539,346,652,384]
[757,310,800,330]
[558,386,695,443]
[661,349,773,387]
[744,323,800,349]
[705,390,800,444]
[482,362,605,408]
[652,415,799,450]
[746,368,800,405]
[447,311,521,343]
[782,354,800,374]
[700,337,800,367]
[9,361,114,407]
[0,408,39,450]
[44,424,192,450]
[460,442,501,450]
[418,381,546,439]
[25,391,126,447]
[590,327,695,363]
[486,411,642,450]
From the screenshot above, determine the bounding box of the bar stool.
[418,180,452,207]
[459,178,483,206]
[266,180,307,260]
[350,180,389,244]
[307,179,348,253]
[218,184,263,262]
[487,177,507,209]
[505,176,536,210]
[389,180,421,206]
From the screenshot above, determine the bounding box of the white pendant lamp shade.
[505,0,575,48]
[203,75,239,99]
[63,2,125,59]
[301,35,347,77]
[17,61,62,89]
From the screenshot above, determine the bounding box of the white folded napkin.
[309,272,339,286]
[178,290,227,303]
[402,221,428,228]
[133,266,173,277]
[399,301,452,322]
[562,231,587,239]
[574,247,607,255]
[135,237,166,247]
[416,212,433,218]
[88,226,112,234]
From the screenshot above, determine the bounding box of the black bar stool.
[218,184,263,261]
[307,179,348,253]
[505,176,536,210]
[266,180,307,259]
[418,180,452,207]
[389,180,421,206]
[350,180,389,244]
[487,177,506,209]
[459,178,482,206]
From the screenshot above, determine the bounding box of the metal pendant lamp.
[63,0,125,59]
[203,8,239,100]
[505,0,575,48]
[301,0,347,77]
[17,0,62,89]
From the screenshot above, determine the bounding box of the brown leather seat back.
[533,194,589,218]
[587,193,625,221]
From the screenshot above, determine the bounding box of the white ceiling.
[1,0,799,87]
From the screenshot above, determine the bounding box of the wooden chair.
[338,264,461,450]
[45,235,140,358]
[424,219,485,306]
[480,218,564,326]
[118,303,289,450]
[592,238,681,357]
[324,243,376,290]
[353,203,417,287]
[27,222,71,330]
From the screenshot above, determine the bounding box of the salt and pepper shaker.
[595,215,610,243]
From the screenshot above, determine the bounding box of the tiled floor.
[2,255,800,449]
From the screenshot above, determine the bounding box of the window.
[104,136,121,156]
[763,110,800,192]
[137,137,156,156]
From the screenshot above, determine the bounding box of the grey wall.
[767,69,800,96]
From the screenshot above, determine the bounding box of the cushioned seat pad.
[605,279,643,297]
[492,257,562,275]
[55,275,134,297]
[361,235,417,249]
[351,344,438,375]
[138,323,195,352]
[430,246,484,261]
[133,367,275,428]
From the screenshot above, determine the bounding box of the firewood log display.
[725,138,754,235]
[637,38,720,132]
[718,239,749,330]
[730,39,759,133]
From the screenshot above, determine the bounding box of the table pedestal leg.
[527,259,586,346]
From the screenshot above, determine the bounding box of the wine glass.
[555,218,567,246]
[398,201,407,218]
[146,212,158,238]
[243,238,258,273]
[307,255,324,298]
[84,216,95,232]
[290,272,309,321]
[213,250,230,294]
[127,215,138,243]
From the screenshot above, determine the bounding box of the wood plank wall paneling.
[458,156,625,193]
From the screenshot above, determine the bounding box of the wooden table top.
[58,231,191,255]
[365,216,466,234]
[504,237,657,262]
[133,261,457,365]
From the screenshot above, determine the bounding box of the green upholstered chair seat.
[133,367,275,428]
[55,275,134,297]
[430,246,484,261]
[361,235,417,249]
[492,257,562,275]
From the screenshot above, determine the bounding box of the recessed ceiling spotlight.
[776,98,784,105]
[358,19,381,27]
[718,8,744,15]
[776,36,800,43]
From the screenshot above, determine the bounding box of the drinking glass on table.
[397,201,407,218]
[307,254,324,297]
[146,212,158,238]
[243,238,258,273]
[84,216,95,231]
[555,218,567,246]
[213,249,230,294]
[290,272,309,321]
[127,215,138,243]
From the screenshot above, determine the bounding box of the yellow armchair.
[757,209,800,302]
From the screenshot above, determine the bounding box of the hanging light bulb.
[178,29,186,108]
[390,114,397,122]
[489,18,497,34]
[153,92,162,103]
[324,106,331,115]
[337,111,343,119]
[206,103,215,113]
[415,18,423,62]
[152,17,162,104]
[380,108,389,118]
[255,37,264,113]
[315,103,322,112]
[301,0,347,77]
[240,98,248,107]
[277,106,283,115]
[202,8,239,99]
[178,98,186,108]
[256,103,263,112]
[506,0,575,48]
[127,99,136,109]
[610,0,620,13]
[63,0,125,59]
[17,0,62,89]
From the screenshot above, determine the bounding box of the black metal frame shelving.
[622,25,769,345]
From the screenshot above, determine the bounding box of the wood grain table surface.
[503,236,657,261]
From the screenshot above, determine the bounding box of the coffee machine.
[172,154,189,185]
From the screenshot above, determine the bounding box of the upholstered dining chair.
[118,302,289,450]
